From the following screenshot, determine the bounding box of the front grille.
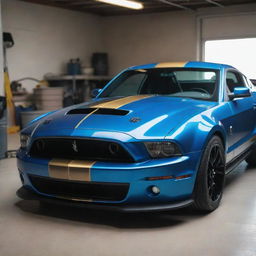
[29,138,134,163]
[29,174,129,201]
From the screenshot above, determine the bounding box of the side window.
[226,71,245,92]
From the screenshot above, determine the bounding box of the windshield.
[99,68,219,101]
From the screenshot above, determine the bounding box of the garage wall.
[102,3,256,76]
[2,0,256,90]
[2,0,103,91]
[102,11,197,75]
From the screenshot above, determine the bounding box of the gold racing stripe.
[48,158,95,182]
[75,108,98,129]
[92,95,151,109]
[48,159,95,202]
[68,160,95,181]
[155,62,187,68]
[75,95,152,129]
[48,159,70,180]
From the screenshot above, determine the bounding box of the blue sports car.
[17,61,256,212]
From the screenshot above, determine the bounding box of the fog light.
[151,186,160,195]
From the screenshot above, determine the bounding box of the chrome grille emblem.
[72,140,78,152]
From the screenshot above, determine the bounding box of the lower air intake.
[29,174,129,201]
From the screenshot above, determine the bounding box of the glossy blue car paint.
[17,61,256,210]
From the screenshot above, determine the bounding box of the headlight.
[144,141,182,158]
[20,134,30,148]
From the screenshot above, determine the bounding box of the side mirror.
[91,88,102,98]
[228,87,251,100]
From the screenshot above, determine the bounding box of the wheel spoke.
[213,148,220,165]
[215,168,224,175]
[209,146,219,167]
[207,144,224,202]
[209,153,216,166]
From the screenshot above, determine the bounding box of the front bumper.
[17,150,201,209]
[17,186,194,212]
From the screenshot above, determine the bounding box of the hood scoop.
[67,108,129,116]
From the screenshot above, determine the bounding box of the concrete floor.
[1,134,256,256]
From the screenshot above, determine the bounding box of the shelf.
[45,75,111,81]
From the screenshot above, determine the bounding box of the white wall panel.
[202,14,256,40]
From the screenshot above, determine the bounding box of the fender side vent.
[67,108,129,116]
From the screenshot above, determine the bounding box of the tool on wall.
[3,32,19,133]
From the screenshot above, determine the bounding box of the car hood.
[32,95,217,140]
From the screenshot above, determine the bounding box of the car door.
[225,70,255,158]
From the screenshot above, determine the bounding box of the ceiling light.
[96,0,143,10]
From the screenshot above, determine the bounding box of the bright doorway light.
[204,38,256,79]
[96,0,143,10]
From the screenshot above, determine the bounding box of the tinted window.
[107,73,146,97]
[100,68,219,101]
[175,71,216,81]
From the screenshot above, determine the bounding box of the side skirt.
[225,148,251,175]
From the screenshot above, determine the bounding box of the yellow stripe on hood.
[92,95,151,109]
[75,95,152,129]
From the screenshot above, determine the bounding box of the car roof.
[128,61,236,71]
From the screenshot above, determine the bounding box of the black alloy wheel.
[207,145,225,202]
[193,136,225,212]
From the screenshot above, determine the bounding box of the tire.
[193,136,226,212]
[245,144,256,166]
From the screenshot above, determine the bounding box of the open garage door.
[201,13,256,79]
[204,38,256,79]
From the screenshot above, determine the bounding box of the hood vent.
[96,108,129,116]
[67,108,96,115]
[67,108,129,116]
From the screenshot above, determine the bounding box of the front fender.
[165,114,226,154]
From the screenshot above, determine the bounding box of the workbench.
[45,74,111,105]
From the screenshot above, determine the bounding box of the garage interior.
[1,0,256,255]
